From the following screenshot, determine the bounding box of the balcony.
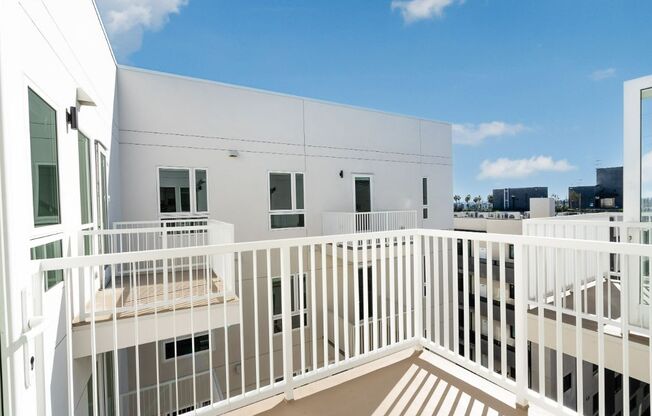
[33,224,652,415]
[322,210,417,235]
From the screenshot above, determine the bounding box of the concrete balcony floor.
[228,349,532,416]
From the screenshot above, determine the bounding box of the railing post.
[162,222,169,301]
[280,246,294,400]
[513,242,528,408]
[413,233,423,345]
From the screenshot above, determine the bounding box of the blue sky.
[98,0,652,201]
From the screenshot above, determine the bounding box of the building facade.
[491,187,548,212]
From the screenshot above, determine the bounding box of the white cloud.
[477,156,576,180]
[97,0,188,60]
[391,0,462,23]
[452,121,527,145]
[589,68,616,81]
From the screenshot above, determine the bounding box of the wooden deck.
[74,267,235,325]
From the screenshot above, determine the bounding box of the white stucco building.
[0,1,651,416]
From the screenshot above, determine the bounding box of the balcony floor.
[228,349,530,416]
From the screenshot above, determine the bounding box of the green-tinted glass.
[295,173,304,210]
[28,89,60,226]
[195,169,208,212]
[78,133,93,224]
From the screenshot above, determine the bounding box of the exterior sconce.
[228,150,239,158]
[66,106,78,130]
[339,170,344,178]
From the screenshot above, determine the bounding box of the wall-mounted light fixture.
[228,150,240,158]
[66,106,78,130]
[339,170,344,178]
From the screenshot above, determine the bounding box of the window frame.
[157,166,210,217]
[272,273,308,335]
[78,131,95,227]
[267,171,305,230]
[161,332,212,362]
[27,86,62,231]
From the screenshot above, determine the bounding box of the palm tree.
[487,194,494,204]
[453,195,461,211]
[464,194,471,209]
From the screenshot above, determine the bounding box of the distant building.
[596,166,623,208]
[491,187,548,212]
[569,185,597,210]
[568,166,623,210]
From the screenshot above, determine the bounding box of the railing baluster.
[253,249,261,391]
[280,246,294,400]
[310,244,318,370]
[499,243,507,380]
[380,237,387,349]
[266,248,273,386]
[473,240,481,366]
[388,237,396,346]
[462,239,470,360]
[321,242,329,365]
[487,241,494,374]
[299,245,306,373]
[343,240,350,359]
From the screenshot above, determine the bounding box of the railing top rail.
[39,227,651,272]
[524,219,651,229]
[80,224,210,236]
[323,210,417,215]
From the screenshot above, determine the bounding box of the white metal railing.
[321,210,417,235]
[33,227,652,416]
[73,220,235,322]
[120,368,223,416]
[113,217,210,230]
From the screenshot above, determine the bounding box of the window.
[508,244,514,260]
[195,169,208,212]
[269,172,305,229]
[509,283,515,300]
[78,133,93,224]
[642,88,652,221]
[422,177,428,219]
[30,240,63,290]
[96,143,108,229]
[29,89,60,226]
[158,168,208,215]
[164,333,210,360]
[563,373,572,392]
[272,274,307,334]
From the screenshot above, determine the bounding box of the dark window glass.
[30,240,63,290]
[422,177,428,205]
[269,173,292,210]
[29,89,60,226]
[195,169,208,212]
[563,373,572,392]
[270,214,304,229]
[164,334,209,360]
[295,173,304,210]
[159,169,190,213]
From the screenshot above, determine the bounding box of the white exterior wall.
[117,67,453,242]
[0,0,117,414]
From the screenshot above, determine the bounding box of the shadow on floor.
[258,352,526,416]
